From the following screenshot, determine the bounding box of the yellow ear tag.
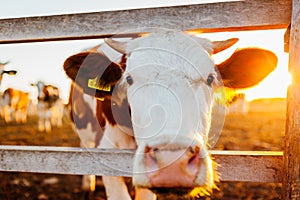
[88,78,111,101]
[95,97,105,101]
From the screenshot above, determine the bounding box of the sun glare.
[201,29,289,101]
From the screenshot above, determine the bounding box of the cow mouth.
[146,157,219,198]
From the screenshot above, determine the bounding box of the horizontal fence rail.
[0,0,292,44]
[0,145,283,183]
[1,0,297,197]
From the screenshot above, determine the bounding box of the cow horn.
[212,38,239,54]
[104,38,127,54]
[89,44,102,52]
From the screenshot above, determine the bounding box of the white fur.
[76,122,97,192]
[99,123,156,199]
[76,94,98,147]
[36,100,63,132]
[37,101,52,132]
[98,31,219,199]
[116,31,218,190]
[98,123,136,200]
[70,93,98,191]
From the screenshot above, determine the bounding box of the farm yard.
[0,0,299,199]
[0,98,285,200]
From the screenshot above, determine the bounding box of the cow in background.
[31,81,63,132]
[2,88,29,123]
[227,93,249,114]
[0,61,17,119]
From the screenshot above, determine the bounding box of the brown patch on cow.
[64,52,123,99]
[69,84,132,146]
[69,84,105,146]
[4,88,30,109]
[41,85,60,107]
[217,48,277,89]
[102,98,132,128]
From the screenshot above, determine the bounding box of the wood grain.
[0,0,291,44]
[0,146,283,183]
[283,0,300,199]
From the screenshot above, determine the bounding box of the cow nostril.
[153,147,159,153]
[144,146,160,173]
[149,151,158,163]
[188,146,195,154]
[187,146,200,155]
[187,154,200,175]
[187,146,200,174]
[145,146,158,163]
[188,154,198,165]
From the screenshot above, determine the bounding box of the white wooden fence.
[0,0,299,199]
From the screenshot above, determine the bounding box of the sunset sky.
[0,0,290,102]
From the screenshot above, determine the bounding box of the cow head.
[31,81,60,103]
[63,31,277,197]
[0,61,17,85]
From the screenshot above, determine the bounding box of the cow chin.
[132,142,218,197]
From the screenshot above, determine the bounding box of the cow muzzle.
[143,145,201,188]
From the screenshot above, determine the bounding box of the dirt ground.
[0,98,286,200]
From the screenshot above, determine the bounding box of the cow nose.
[144,145,201,188]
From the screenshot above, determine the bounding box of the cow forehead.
[125,32,215,80]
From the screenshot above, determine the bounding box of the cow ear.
[216,48,277,89]
[63,52,123,98]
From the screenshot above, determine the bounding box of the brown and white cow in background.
[226,93,249,114]
[0,61,17,119]
[63,31,277,200]
[2,88,29,124]
[31,81,63,132]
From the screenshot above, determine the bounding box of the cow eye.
[126,75,134,85]
[206,74,214,86]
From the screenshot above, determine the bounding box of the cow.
[0,61,17,117]
[31,81,63,132]
[63,30,277,199]
[67,44,126,192]
[226,93,249,114]
[0,61,17,85]
[2,88,30,124]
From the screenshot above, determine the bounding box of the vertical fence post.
[282,0,300,199]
